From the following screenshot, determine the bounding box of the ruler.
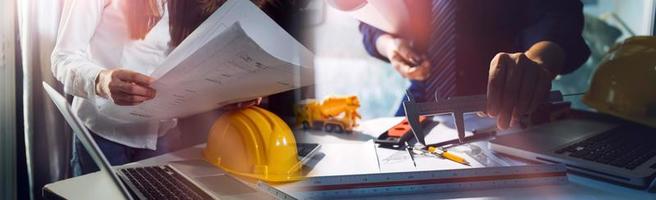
[260,164,568,199]
[257,181,298,200]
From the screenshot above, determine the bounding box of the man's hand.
[377,34,430,80]
[486,41,565,129]
[95,69,156,106]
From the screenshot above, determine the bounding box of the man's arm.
[519,0,590,75]
[486,0,590,129]
[359,22,430,81]
[359,22,390,61]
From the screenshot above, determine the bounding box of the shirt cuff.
[64,63,104,100]
[86,67,103,99]
[359,22,390,62]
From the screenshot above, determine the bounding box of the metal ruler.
[403,91,564,146]
[257,181,298,200]
[259,164,568,199]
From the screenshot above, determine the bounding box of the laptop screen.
[43,82,134,200]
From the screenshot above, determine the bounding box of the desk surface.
[44,117,656,200]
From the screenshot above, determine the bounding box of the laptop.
[490,118,656,191]
[43,82,320,199]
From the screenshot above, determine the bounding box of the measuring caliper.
[403,91,564,146]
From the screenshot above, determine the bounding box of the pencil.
[427,146,470,166]
[442,151,470,166]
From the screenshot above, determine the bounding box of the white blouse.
[51,0,176,150]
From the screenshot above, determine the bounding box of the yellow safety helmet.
[202,106,303,182]
[582,36,656,128]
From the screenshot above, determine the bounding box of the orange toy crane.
[295,96,362,133]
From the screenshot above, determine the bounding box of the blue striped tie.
[425,0,457,101]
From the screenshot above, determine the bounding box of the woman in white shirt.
[52,0,271,174]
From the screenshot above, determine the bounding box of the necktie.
[425,0,457,101]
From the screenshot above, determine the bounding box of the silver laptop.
[43,82,319,199]
[490,118,656,191]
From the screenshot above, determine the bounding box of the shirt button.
[458,71,465,77]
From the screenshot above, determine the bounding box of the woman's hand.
[219,98,263,111]
[95,69,157,106]
[377,34,430,81]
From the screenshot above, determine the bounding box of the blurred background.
[307,0,656,119]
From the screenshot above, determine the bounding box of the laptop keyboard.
[555,126,656,170]
[119,166,212,200]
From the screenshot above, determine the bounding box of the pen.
[406,142,417,167]
[427,146,470,166]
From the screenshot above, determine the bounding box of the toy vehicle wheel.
[324,124,334,132]
[334,125,344,133]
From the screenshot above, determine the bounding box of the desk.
[44,117,655,199]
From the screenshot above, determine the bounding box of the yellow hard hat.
[202,106,303,182]
[582,36,656,128]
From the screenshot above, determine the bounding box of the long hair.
[125,0,162,40]
[167,0,278,47]
[125,0,277,46]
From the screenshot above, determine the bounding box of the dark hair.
[167,0,279,46]
[126,0,277,46]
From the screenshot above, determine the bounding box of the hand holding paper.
[96,0,314,123]
[95,69,157,106]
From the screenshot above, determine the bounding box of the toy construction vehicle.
[295,96,362,133]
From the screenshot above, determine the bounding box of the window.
[310,4,409,119]
[553,0,656,110]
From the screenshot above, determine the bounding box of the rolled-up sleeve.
[51,0,107,98]
[358,22,390,62]
[519,0,590,74]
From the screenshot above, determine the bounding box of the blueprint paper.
[96,0,314,122]
[376,145,485,173]
[150,0,313,80]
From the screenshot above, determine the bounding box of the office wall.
[553,0,656,109]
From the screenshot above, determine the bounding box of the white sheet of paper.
[96,0,313,122]
[304,141,380,177]
[376,145,485,173]
[423,113,497,145]
[376,147,416,172]
[374,114,494,173]
[333,0,411,37]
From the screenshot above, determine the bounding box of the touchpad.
[169,160,225,177]
[196,175,256,196]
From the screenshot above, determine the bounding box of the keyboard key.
[556,125,656,170]
[119,166,213,200]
